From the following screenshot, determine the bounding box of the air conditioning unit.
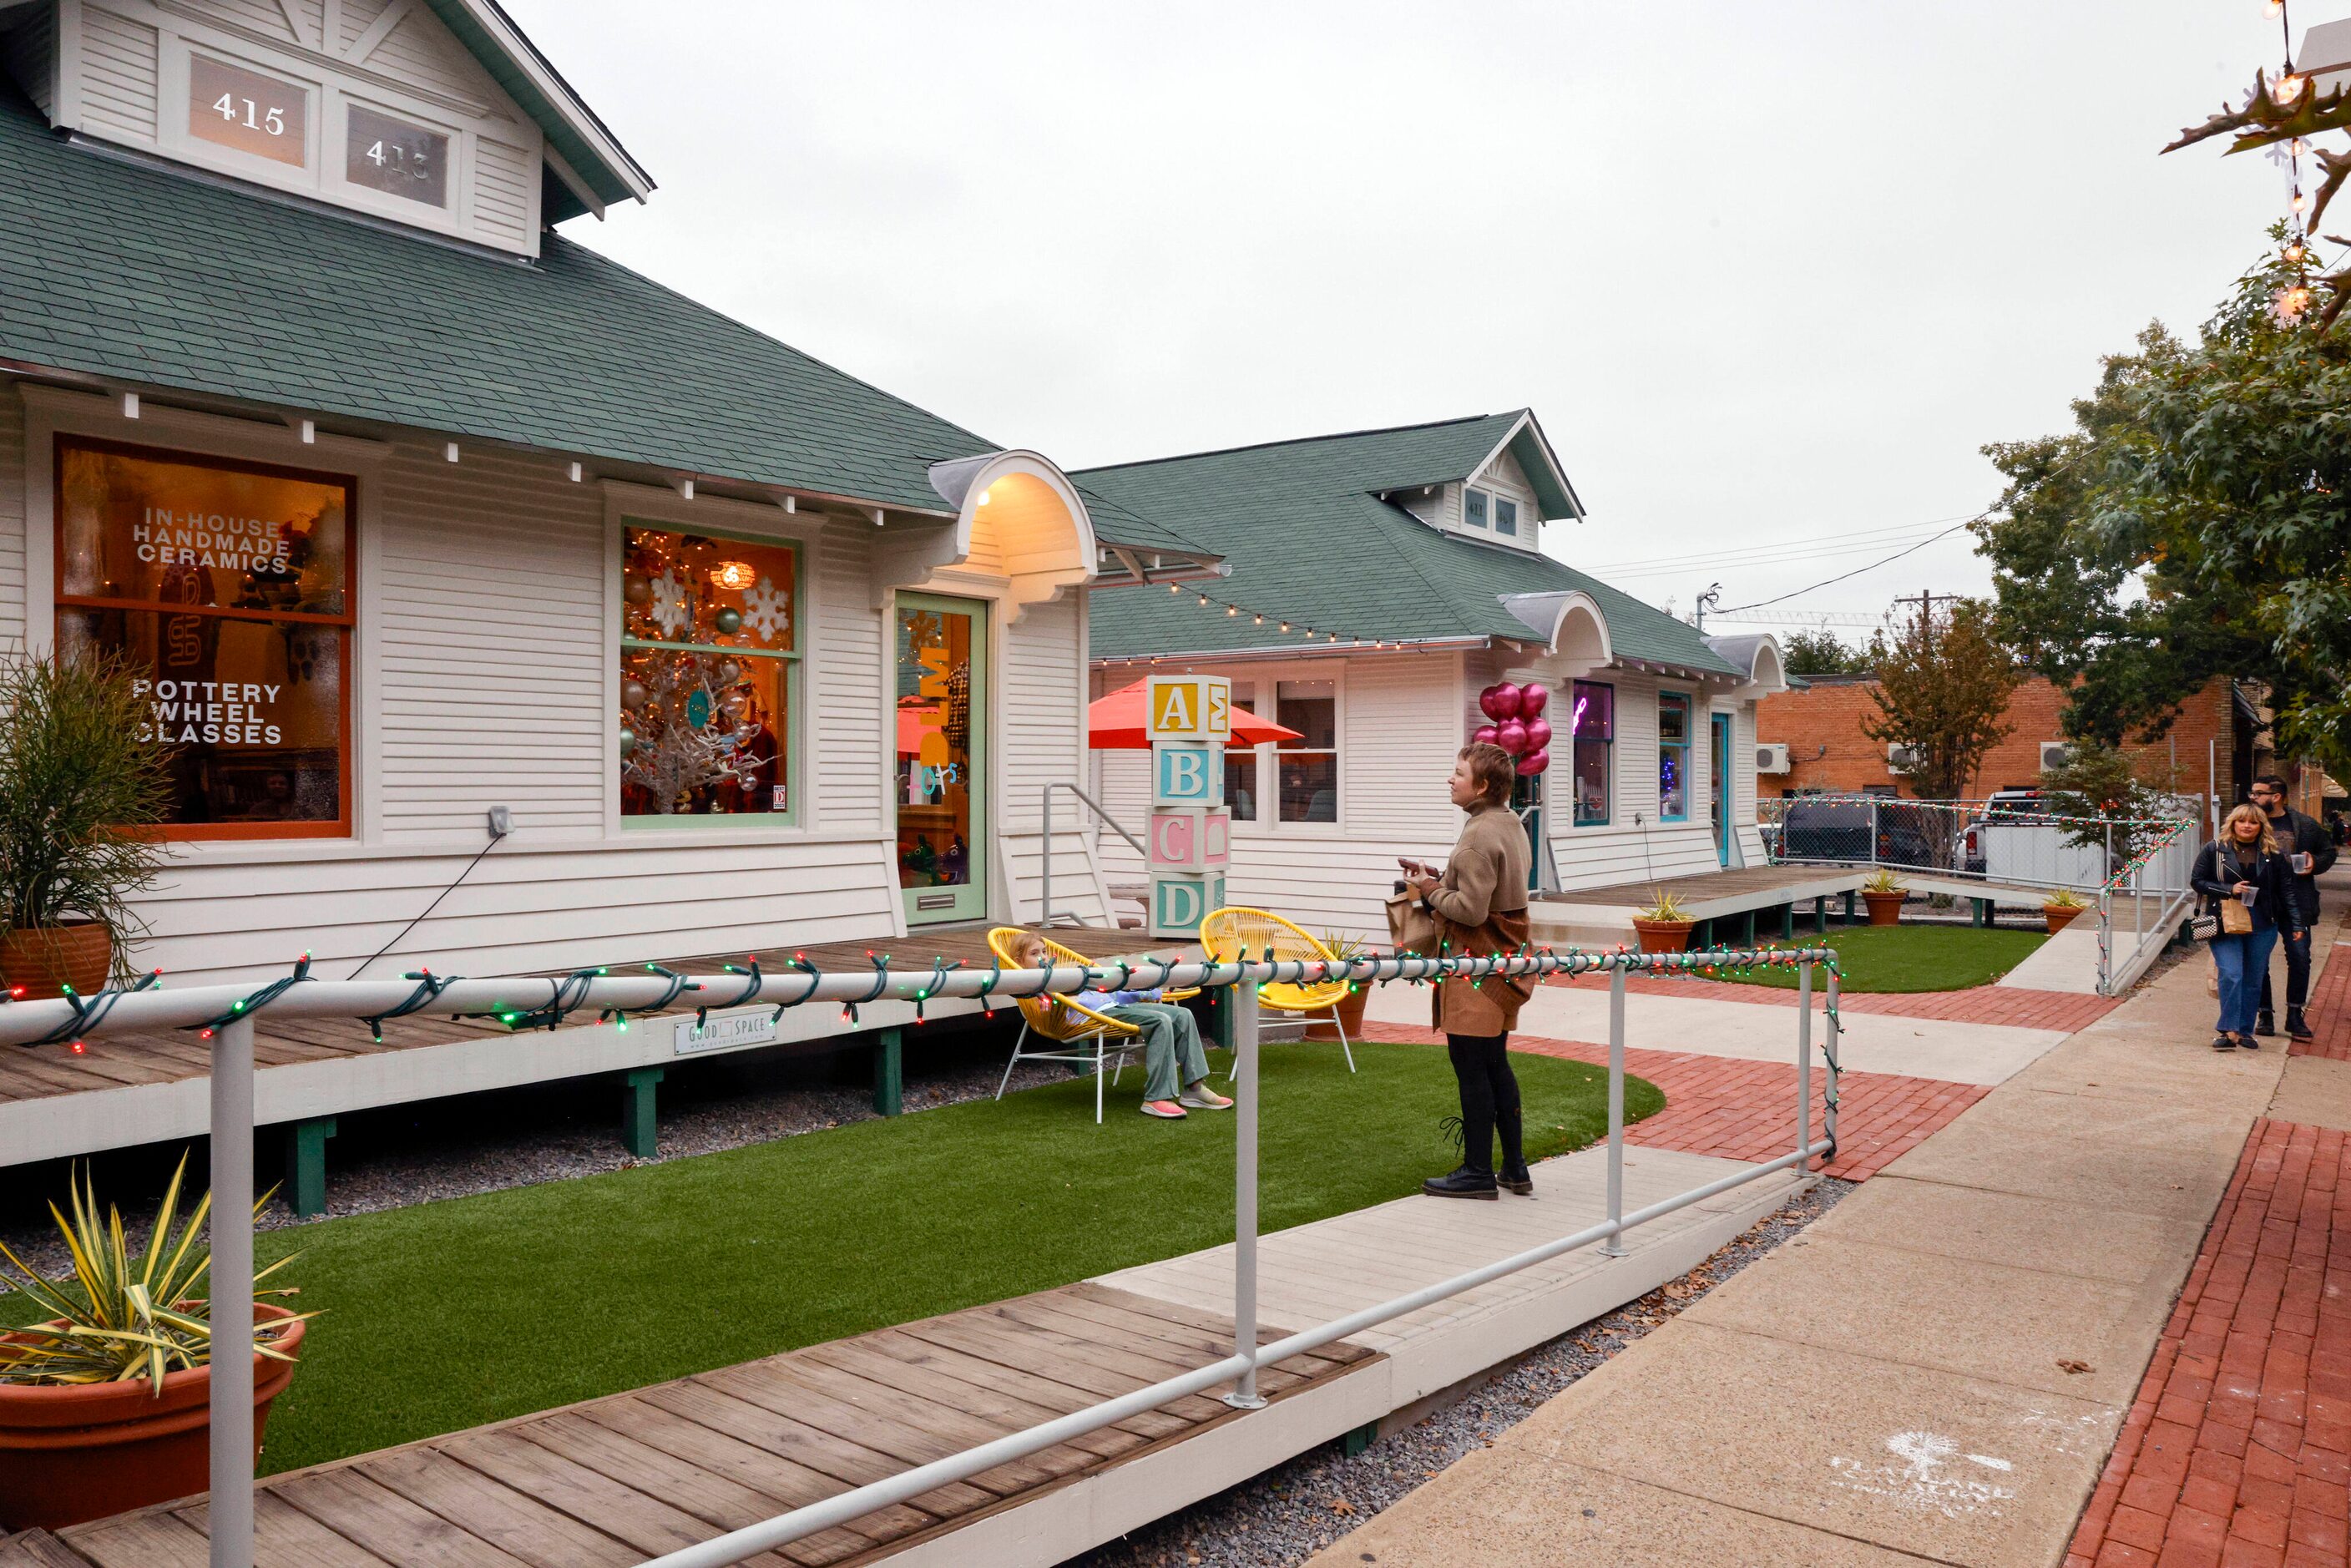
[2039,741,2074,772]
[1756,743,1792,775]
[1886,743,1921,774]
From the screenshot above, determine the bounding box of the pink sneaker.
[1179,1086,1234,1110]
[1140,1100,1187,1119]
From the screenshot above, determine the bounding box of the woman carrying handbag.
[2193,803,2305,1051]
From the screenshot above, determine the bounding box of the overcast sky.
[511,1,2292,637]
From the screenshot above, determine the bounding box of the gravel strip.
[1063,1175,1856,1568]
[2,1025,1060,1278]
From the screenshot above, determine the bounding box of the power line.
[1712,520,1979,615]
[1598,526,1971,583]
[1580,513,1978,575]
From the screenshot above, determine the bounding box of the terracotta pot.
[1861,890,1905,927]
[0,923,113,999]
[2043,903,2085,934]
[1631,917,1695,954]
[0,1303,304,1531]
[1304,983,1371,1041]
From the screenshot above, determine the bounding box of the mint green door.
[895,594,988,925]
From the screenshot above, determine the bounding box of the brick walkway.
[1360,1021,1988,1182]
[2292,951,2351,1063]
[1539,969,2119,1032]
[2065,1118,2351,1568]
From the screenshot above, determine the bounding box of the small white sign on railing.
[675,1009,779,1056]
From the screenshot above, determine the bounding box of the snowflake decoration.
[648,571,690,638]
[741,575,790,641]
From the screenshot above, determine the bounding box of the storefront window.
[619,526,796,820]
[1570,680,1613,827]
[1275,679,1337,823]
[56,437,351,836]
[1658,693,1690,822]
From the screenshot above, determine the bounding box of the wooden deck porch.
[2,1141,1803,1568]
[0,925,1168,1182]
[1531,863,2056,946]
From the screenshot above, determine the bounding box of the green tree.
[2040,740,2182,877]
[1975,239,2351,779]
[1778,627,1870,677]
[1863,598,2020,805]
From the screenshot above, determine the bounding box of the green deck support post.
[621,1067,664,1159]
[1780,902,1796,941]
[1813,896,1827,933]
[285,1117,336,1219]
[1973,898,1990,928]
[1740,908,1758,946]
[1842,891,1858,925]
[873,1027,903,1117]
[1342,1419,1380,1458]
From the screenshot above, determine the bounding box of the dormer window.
[1494,497,1519,537]
[1464,488,1489,529]
[346,105,450,209]
[188,54,311,171]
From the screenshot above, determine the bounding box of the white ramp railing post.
[209,1014,256,1568]
[1797,964,1814,1170]
[1602,963,1627,1257]
[1823,965,1842,1156]
[1223,974,1266,1410]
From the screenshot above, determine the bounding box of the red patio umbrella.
[1086,679,1302,750]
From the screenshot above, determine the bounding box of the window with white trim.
[1464,488,1489,529]
[1274,679,1337,822]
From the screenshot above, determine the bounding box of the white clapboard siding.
[471,138,533,250]
[999,592,1106,923]
[132,837,901,984]
[347,0,505,109]
[4,1,57,117]
[77,4,159,144]
[185,0,312,45]
[0,396,24,644]
[811,515,883,836]
[376,440,606,838]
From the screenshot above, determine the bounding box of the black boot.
[1423,1164,1499,1200]
[2288,1009,2316,1043]
[2256,1011,2278,1038]
[1499,1164,1534,1196]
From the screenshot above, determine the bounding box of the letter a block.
[1148,675,1232,742]
[1150,871,1226,938]
[1153,741,1221,807]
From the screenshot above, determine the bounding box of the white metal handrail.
[1040,780,1146,928]
[0,945,1838,1568]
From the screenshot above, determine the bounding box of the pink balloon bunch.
[1474,683,1553,772]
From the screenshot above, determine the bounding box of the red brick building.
[1755,675,2265,812]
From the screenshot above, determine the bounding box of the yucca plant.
[1862,869,1906,894]
[1637,888,1691,922]
[0,1153,310,1392]
[1317,930,1368,964]
[2044,888,2088,909]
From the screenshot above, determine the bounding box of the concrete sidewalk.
[1310,924,2338,1566]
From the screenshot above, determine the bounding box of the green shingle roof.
[1076,415,1742,675]
[0,79,1204,555]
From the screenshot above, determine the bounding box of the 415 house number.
[210,92,287,138]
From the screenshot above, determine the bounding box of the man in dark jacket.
[2253,774,2337,1040]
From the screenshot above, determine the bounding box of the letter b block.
[1153,741,1222,807]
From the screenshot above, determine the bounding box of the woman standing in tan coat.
[1402,742,1534,1200]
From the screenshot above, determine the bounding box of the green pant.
[1105,1003,1209,1101]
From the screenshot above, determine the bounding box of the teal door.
[1711,714,1732,867]
[895,594,988,925]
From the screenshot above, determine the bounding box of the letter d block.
[1153,741,1222,807]
[1150,872,1226,938]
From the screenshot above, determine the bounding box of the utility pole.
[1694,583,1721,634]
[1893,588,1961,651]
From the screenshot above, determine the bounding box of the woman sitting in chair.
[1010,933,1232,1120]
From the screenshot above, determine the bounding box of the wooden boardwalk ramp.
[27,1285,1373,1568]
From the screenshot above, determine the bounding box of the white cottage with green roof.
[1079,412,1790,939]
[0,0,1223,984]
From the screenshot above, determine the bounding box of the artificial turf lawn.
[240,1038,1655,1474]
[1717,923,2050,993]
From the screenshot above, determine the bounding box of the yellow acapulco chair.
[1198,906,1358,1075]
[985,927,1201,1123]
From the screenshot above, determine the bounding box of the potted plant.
[1306,930,1372,1040]
[0,648,174,997]
[0,1154,311,1530]
[1631,889,1696,953]
[2041,888,2088,933]
[1860,870,1907,927]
